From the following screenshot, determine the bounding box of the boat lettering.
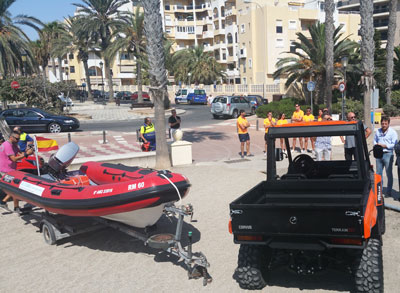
[128,182,145,191]
[3,175,14,183]
[93,188,113,195]
[19,181,45,197]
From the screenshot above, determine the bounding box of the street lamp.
[188,72,192,87]
[341,56,348,120]
[99,61,105,100]
[244,0,266,100]
[21,52,27,76]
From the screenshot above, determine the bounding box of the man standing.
[263,111,276,155]
[0,131,34,213]
[237,110,253,158]
[207,94,214,106]
[374,116,398,197]
[291,104,304,153]
[315,114,332,161]
[303,107,315,153]
[140,117,156,151]
[168,109,181,141]
[340,112,371,160]
[13,126,33,152]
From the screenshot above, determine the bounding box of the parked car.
[175,88,207,104]
[58,95,74,107]
[210,95,253,119]
[131,91,151,102]
[0,108,80,133]
[116,91,133,101]
[175,88,189,104]
[246,95,268,113]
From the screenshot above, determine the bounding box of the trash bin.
[371,112,382,124]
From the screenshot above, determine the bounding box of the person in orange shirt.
[291,104,304,153]
[276,113,288,152]
[303,107,315,153]
[237,110,253,158]
[263,111,276,155]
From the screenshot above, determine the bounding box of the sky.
[9,0,81,40]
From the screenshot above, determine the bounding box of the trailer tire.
[234,245,267,290]
[353,238,383,293]
[42,220,57,245]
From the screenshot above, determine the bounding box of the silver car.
[210,95,253,119]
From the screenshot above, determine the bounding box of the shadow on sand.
[183,130,229,143]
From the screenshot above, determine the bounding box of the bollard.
[256,119,259,131]
[103,130,107,144]
[68,133,71,142]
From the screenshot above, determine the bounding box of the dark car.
[246,95,268,111]
[131,91,151,102]
[116,91,133,101]
[0,108,80,133]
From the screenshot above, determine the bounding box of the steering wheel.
[291,154,317,177]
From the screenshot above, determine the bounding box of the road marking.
[181,128,193,131]
[197,126,213,129]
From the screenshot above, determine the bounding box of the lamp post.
[341,56,348,120]
[188,72,192,87]
[99,61,105,100]
[21,52,27,77]
[244,0,266,100]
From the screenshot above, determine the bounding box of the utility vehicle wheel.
[48,122,61,133]
[353,238,383,293]
[232,110,239,119]
[212,114,219,119]
[251,107,256,115]
[234,245,268,290]
[42,220,57,245]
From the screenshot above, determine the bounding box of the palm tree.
[393,46,400,83]
[52,16,94,100]
[324,0,335,113]
[106,7,146,102]
[385,0,398,104]
[143,0,171,168]
[273,22,358,105]
[30,40,49,78]
[0,0,34,77]
[359,0,375,130]
[73,0,129,100]
[172,46,225,85]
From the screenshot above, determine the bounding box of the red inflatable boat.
[0,143,190,228]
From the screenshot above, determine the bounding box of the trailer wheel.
[42,220,57,245]
[353,238,383,293]
[234,245,268,290]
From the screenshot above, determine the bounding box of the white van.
[175,88,189,104]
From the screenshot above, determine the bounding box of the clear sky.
[9,0,81,40]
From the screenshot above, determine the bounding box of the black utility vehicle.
[230,121,384,292]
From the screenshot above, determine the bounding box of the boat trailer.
[26,203,212,286]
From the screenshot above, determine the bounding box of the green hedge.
[391,90,400,108]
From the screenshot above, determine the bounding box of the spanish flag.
[36,137,59,152]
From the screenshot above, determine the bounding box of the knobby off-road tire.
[234,245,268,290]
[353,238,383,293]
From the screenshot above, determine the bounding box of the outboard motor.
[46,142,80,179]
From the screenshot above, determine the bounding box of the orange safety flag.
[36,137,59,152]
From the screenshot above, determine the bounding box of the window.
[289,20,296,30]
[231,96,240,103]
[188,26,195,34]
[70,66,75,73]
[166,28,172,34]
[290,41,296,53]
[248,58,252,69]
[276,38,284,48]
[289,5,299,11]
[276,20,283,33]
[120,53,131,60]
[240,24,245,33]
[26,111,40,117]
[68,53,74,60]
[194,89,206,95]
[274,77,280,84]
[88,67,97,76]
[242,77,247,84]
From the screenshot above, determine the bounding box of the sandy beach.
[1,161,400,292]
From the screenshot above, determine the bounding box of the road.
[78,104,216,132]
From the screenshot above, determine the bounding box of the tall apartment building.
[163,0,241,83]
[337,0,400,44]
[236,0,360,85]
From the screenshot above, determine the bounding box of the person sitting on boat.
[140,117,156,151]
[13,126,33,152]
[0,131,34,213]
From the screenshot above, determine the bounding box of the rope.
[160,173,182,206]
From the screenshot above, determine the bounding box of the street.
[79,104,216,132]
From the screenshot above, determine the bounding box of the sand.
[1,162,399,292]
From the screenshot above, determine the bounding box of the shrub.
[256,98,302,119]
[391,90,400,108]
[383,104,399,117]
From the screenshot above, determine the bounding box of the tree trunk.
[83,59,93,100]
[143,0,171,169]
[105,59,114,101]
[324,0,335,113]
[51,57,57,79]
[136,47,144,103]
[385,0,398,105]
[58,56,64,82]
[360,0,375,130]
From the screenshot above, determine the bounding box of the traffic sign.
[10,81,20,90]
[339,82,346,92]
[82,82,86,88]
[307,81,315,92]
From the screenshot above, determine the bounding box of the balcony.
[337,0,360,9]
[298,8,318,20]
[202,30,214,39]
[374,19,389,28]
[214,28,226,36]
[175,32,196,40]
[175,19,195,26]
[225,68,240,78]
[203,45,213,52]
[213,42,225,50]
[225,6,236,17]
[227,55,237,63]
[167,3,211,12]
